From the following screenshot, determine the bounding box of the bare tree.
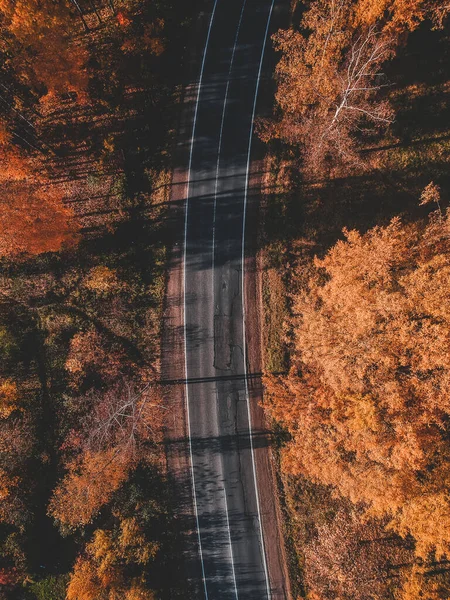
[327,27,393,131]
[84,380,164,457]
[311,26,394,170]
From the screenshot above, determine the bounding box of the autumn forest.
[0,0,449,598]
[261,0,450,598]
[0,0,194,597]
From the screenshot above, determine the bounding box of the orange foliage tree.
[396,566,449,600]
[0,134,78,257]
[265,208,450,558]
[0,379,19,419]
[48,448,132,529]
[354,0,450,32]
[66,518,157,600]
[64,329,124,388]
[264,0,449,173]
[0,468,23,526]
[0,0,88,99]
[0,182,78,257]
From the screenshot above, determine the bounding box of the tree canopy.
[263,0,450,173]
[266,208,450,558]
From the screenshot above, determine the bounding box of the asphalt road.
[183,1,277,598]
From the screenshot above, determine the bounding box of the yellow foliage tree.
[0,379,19,418]
[83,266,122,296]
[49,449,132,528]
[66,518,157,600]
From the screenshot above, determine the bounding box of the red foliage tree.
[0,0,88,99]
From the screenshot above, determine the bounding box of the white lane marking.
[223,488,239,600]
[241,2,276,599]
[183,2,219,599]
[212,0,247,274]
[212,2,247,597]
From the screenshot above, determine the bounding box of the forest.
[261,0,450,598]
[1,0,450,598]
[0,0,194,597]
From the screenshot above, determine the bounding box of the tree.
[0,138,31,184]
[83,266,123,297]
[0,379,19,419]
[396,566,450,600]
[0,568,20,587]
[303,509,411,600]
[49,448,132,528]
[0,468,23,526]
[0,182,78,257]
[265,208,450,557]
[29,575,69,600]
[52,378,163,529]
[0,141,78,257]
[0,0,88,99]
[265,0,449,173]
[65,559,100,600]
[0,416,33,462]
[354,0,450,33]
[66,518,157,600]
[64,329,124,388]
[420,181,443,215]
[267,12,393,173]
[84,381,163,456]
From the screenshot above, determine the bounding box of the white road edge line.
[183,2,219,599]
[212,2,247,597]
[242,2,276,600]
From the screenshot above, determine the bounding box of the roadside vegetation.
[260,0,450,598]
[0,0,194,598]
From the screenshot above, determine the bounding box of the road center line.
[211,2,247,596]
[212,0,247,275]
[183,2,219,598]
[241,2,276,599]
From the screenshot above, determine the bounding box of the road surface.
[182,1,281,598]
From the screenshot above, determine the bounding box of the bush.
[29,575,69,600]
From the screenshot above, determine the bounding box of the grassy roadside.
[258,151,306,599]
[259,153,291,375]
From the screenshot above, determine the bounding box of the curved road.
[182,1,281,598]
